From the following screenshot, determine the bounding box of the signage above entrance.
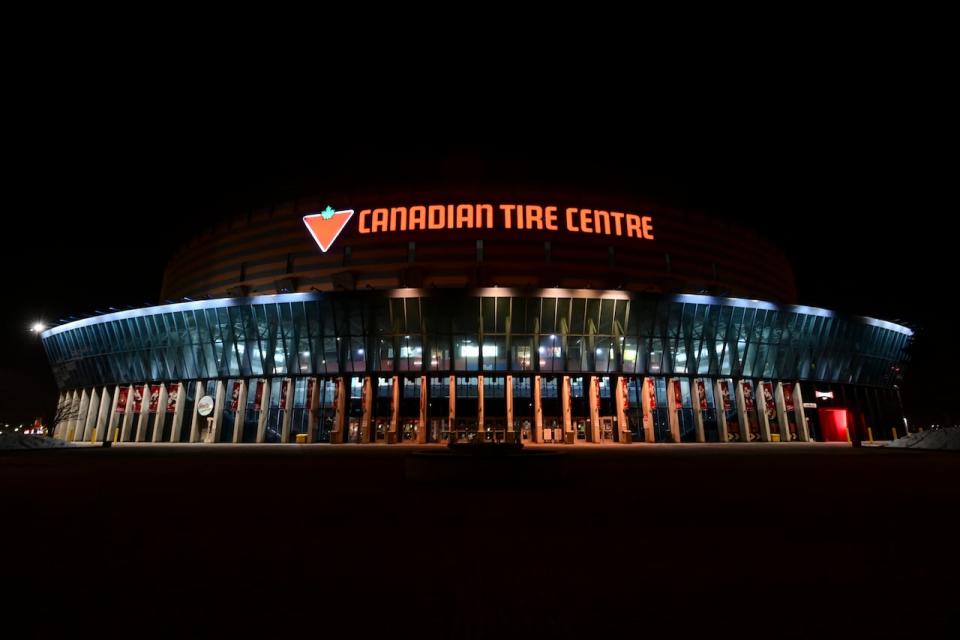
[303,203,654,252]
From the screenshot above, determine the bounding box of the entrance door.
[600,416,615,442]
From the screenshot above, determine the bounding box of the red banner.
[647,379,656,410]
[695,379,708,410]
[166,383,179,413]
[621,378,630,410]
[783,383,795,412]
[741,381,755,411]
[279,379,290,410]
[132,385,145,413]
[254,380,265,412]
[761,382,777,421]
[116,387,130,414]
[230,381,242,411]
[720,381,733,411]
[672,380,682,407]
[148,384,161,413]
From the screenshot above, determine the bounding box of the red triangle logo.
[303,208,355,252]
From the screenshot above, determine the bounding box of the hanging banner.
[783,383,795,412]
[149,384,161,413]
[740,381,761,441]
[647,379,657,410]
[741,381,756,411]
[306,378,316,408]
[720,381,733,411]
[279,378,290,410]
[761,382,777,420]
[166,383,180,413]
[230,381,242,411]
[621,378,630,409]
[132,385,145,413]
[695,379,708,411]
[254,380,265,412]
[116,387,130,414]
[672,380,682,408]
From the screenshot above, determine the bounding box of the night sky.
[3,110,953,427]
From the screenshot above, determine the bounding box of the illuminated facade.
[42,191,912,445]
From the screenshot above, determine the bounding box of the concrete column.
[120,386,136,442]
[533,375,543,443]
[210,380,226,443]
[691,379,706,443]
[280,378,294,443]
[329,377,346,443]
[756,381,773,442]
[793,383,810,442]
[418,376,428,444]
[153,384,169,443]
[615,377,629,444]
[67,391,83,442]
[390,375,400,441]
[256,379,269,443]
[666,379,681,443]
[135,387,150,442]
[105,385,122,443]
[714,379,730,442]
[306,378,319,444]
[641,378,655,443]
[53,393,66,440]
[169,382,186,443]
[588,376,601,442]
[189,381,205,443]
[78,389,95,442]
[95,386,112,442]
[448,375,456,431]
[505,375,514,434]
[774,382,791,442]
[477,374,485,432]
[360,376,373,443]
[561,376,572,441]
[735,380,757,442]
[232,379,247,444]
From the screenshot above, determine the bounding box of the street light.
[30,322,46,333]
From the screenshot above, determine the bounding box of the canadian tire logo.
[303,206,354,252]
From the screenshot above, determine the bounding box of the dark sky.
[3,101,954,427]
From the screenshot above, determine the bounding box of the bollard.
[892,427,898,440]
[867,427,874,443]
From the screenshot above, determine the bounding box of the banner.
[672,380,682,408]
[116,387,130,414]
[132,385,145,413]
[720,381,733,411]
[149,384,161,413]
[621,378,630,410]
[254,380,265,412]
[230,381,241,411]
[695,379,708,410]
[783,383,795,412]
[166,383,179,413]
[647,379,657,410]
[761,382,777,421]
[279,379,290,410]
[740,381,761,441]
[741,381,755,411]
[306,378,315,409]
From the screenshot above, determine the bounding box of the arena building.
[41,188,912,445]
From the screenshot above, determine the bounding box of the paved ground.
[2,443,957,638]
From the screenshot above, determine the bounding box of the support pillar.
[329,377,346,443]
[94,386,112,442]
[756,380,774,442]
[169,382,185,443]
[135,386,150,442]
[561,375,572,442]
[306,377,319,444]
[120,386,136,442]
[774,382,791,443]
[533,375,543,443]
[714,379,730,442]
[189,381,204,443]
[588,376,601,442]
[615,377,629,444]
[641,377,655,443]
[280,378,293,443]
[793,383,810,442]
[418,375,428,444]
[71,391,86,442]
[153,384,168,443]
[256,379,269,443]
[505,374,514,436]
[691,379,706,443]
[80,388,98,442]
[666,378,681,443]
[448,375,456,436]
[210,380,226,443]
[231,379,247,444]
[735,380,757,442]
[477,374,485,432]
[360,376,373,443]
[390,375,400,443]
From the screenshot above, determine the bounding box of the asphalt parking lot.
[2,443,957,638]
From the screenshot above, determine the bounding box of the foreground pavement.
[2,444,957,638]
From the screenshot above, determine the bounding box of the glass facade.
[42,290,912,445]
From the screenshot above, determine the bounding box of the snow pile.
[886,427,960,451]
[0,433,73,450]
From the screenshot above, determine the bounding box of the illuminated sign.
[815,390,835,400]
[303,206,355,253]
[303,203,653,252]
